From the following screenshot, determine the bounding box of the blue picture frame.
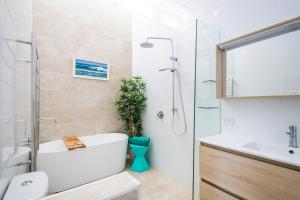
[72,58,109,80]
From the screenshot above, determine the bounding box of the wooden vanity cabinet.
[200,180,238,200]
[199,144,300,200]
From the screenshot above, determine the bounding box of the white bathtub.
[37,133,128,193]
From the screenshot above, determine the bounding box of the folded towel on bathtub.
[63,136,86,150]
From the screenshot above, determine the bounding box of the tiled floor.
[127,168,192,200]
[43,168,191,200]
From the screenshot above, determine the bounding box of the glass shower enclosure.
[193,19,221,200]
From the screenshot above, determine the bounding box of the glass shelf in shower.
[201,80,216,84]
[197,106,219,109]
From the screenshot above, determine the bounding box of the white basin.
[242,141,300,163]
[199,134,300,168]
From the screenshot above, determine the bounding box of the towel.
[63,136,86,150]
[128,136,150,146]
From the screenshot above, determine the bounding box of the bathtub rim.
[38,133,128,154]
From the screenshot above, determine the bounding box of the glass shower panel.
[193,20,221,200]
[0,0,32,184]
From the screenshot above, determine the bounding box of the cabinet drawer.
[200,145,300,200]
[200,181,238,200]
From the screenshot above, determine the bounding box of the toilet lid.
[4,171,48,200]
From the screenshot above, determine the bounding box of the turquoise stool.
[130,144,149,172]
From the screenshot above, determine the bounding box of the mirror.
[226,30,300,97]
[217,16,300,98]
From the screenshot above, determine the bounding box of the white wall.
[132,2,300,197]
[132,10,196,191]
[222,98,300,145]
[132,0,300,194]
[193,0,300,146]
[151,0,300,147]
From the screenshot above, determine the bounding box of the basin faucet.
[286,125,298,148]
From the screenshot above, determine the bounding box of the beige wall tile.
[33,0,132,142]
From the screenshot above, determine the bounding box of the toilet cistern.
[3,171,48,200]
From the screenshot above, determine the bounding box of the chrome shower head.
[140,41,154,48]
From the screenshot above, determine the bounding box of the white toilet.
[3,171,48,200]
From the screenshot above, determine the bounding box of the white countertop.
[198,134,300,168]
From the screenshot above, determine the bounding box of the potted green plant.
[115,76,147,137]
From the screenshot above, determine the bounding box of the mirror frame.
[216,16,300,99]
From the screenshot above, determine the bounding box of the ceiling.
[115,0,300,39]
[167,0,300,38]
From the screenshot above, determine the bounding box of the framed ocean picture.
[72,58,110,80]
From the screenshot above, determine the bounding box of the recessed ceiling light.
[213,9,219,16]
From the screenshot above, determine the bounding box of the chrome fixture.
[140,37,187,136]
[140,41,154,48]
[19,135,32,147]
[31,32,40,171]
[16,59,31,63]
[140,37,177,64]
[286,125,298,148]
[3,37,32,45]
[39,117,57,124]
[170,56,178,62]
[159,68,176,72]
[157,111,164,119]
[3,160,32,169]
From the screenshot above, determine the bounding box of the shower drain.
[21,180,33,186]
